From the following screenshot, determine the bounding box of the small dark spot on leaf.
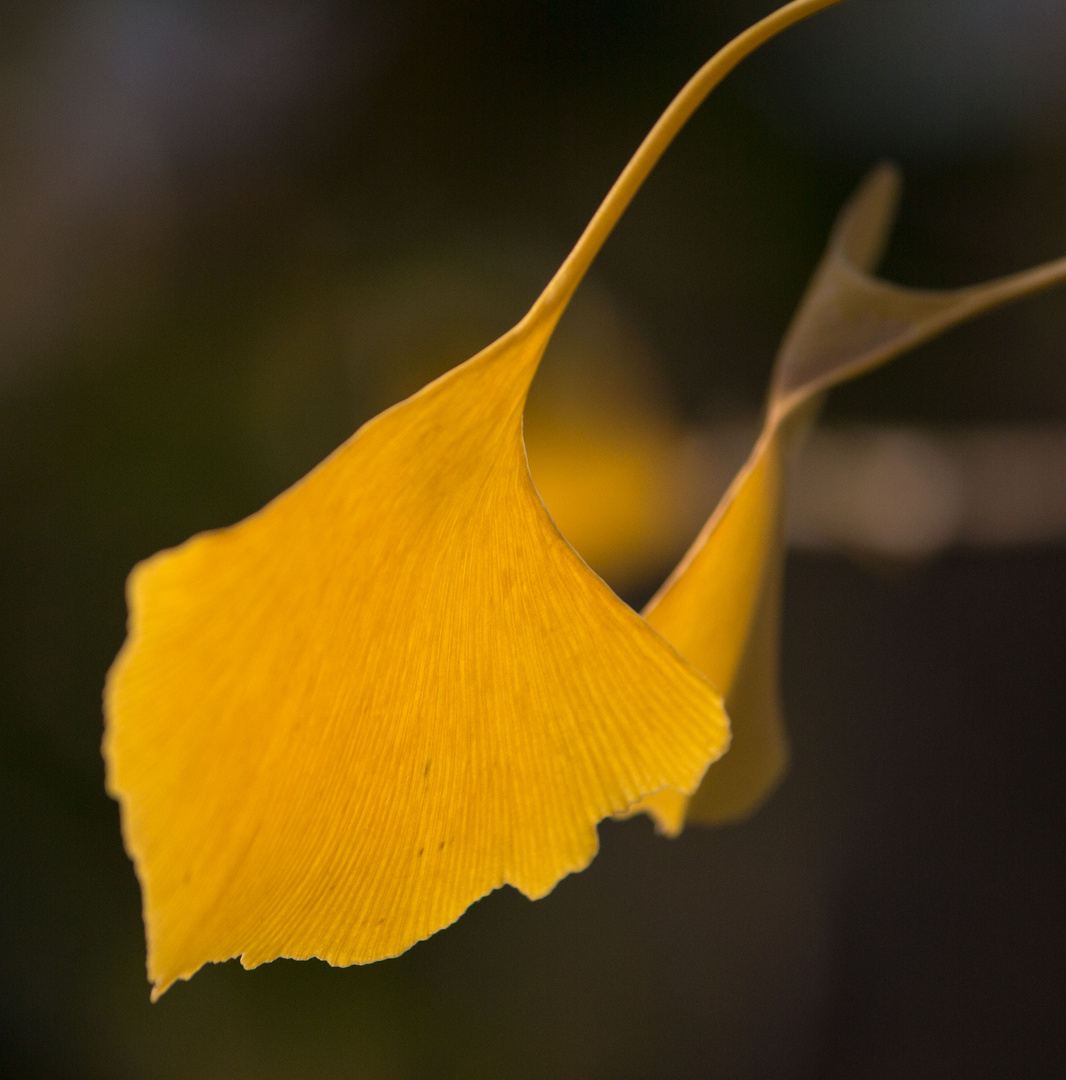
[438,841,445,851]
[418,847,424,857]
[423,759,432,777]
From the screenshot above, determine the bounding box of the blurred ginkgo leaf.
[634,163,1066,833]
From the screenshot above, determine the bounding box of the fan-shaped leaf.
[104,0,849,997]
[635,164,1066,832]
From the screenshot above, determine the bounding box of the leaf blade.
[637,163,1066,833]
[106,325,729,996]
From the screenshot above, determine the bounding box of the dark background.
[1,1,1064,1076]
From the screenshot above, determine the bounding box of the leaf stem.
[529,0,848,320]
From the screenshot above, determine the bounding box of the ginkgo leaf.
[104,0,848,998]
[634,164,1066,834]
[106,313,727,998]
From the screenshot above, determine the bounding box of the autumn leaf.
[104,0,848,998]
[633,163,1066,834]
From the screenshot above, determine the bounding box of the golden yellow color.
[522,363,723,587]
[105,311,727,997]
[525,414,682,583]
[635,164,1066,834]
[105,0,850,997]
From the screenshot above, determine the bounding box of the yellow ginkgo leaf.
[106,313,726,998]
[104,0,847,997]
[635,163,1066,834]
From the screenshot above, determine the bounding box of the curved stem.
[959,253,1066,313]
[528,0,847,320]
[768,252,1066,424]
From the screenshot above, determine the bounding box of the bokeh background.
[2,1,1065,1076]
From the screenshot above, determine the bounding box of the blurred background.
[2,0,1065,1076]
